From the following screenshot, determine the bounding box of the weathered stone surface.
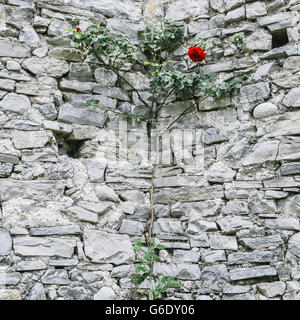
[83,230,135,265]
[41,269,69,285]
[257,281,286,298]
[225,6,245,23]
[153,262,201,280]
[165,0,209,21]
[0,289,21,300]
[95,185,120,202]
[187,219,218,234]
[19,26,40,44]
[202,250,226,263]
[13,237,76,258]
[230,265,277,280]
[94,67,118,87]
[240,82,271,106]
[30,225,81,236]
[0,180,65,201]
[47,19,72,37]
[16,260,47,271]
[12,131,49,149]
[228,251,274,264]
[58,104,107,128]
[240,235,283,249]
[242,141,279,166]
[209,234,238,250]
[69,63,94,82]
[288,232,300,258]
[153,218,184,234]
[253,102,278,118]
[0,231,12,255]
[0,93,31,114]
[202,264,229,284]
[65,206,98,224]
[94,287,116,300]
[265,218,300,231]
[283,88,300,108]
[119,219,144,236]
[0,39,31,58]
[257,11,298,31]
[281,163,300,176]
[60,80,94,94]
[154,186,224,205]
[27,283,46,300]
[22,57,69,78]
[173,250,200,263]
[217,216,253,234]
[262,45,298,60]
[84,160,107,183]
[246,1,267,19]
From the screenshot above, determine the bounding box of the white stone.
[253,102,278,118]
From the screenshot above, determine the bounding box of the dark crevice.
[272,29,289,48]
[54,133,85,159]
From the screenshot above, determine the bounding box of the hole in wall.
[54,133,85,159]
[272,29,289,48]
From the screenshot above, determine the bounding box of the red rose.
[76,27,82,32]
[188,46,206,62]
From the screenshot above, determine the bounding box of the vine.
[69,20,250,300]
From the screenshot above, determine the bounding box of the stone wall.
[0,0,300,300]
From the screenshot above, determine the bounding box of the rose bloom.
[76,27,82,32]
[188,46,206,62]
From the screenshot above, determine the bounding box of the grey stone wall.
[0,0,300,300]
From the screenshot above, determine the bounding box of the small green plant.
[133,235,181,300]
[139,18,184,62]
[229,32,245,51]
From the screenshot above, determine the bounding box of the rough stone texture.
[0,93,31,114]
[83,230,135,265]
[0,0,299,301]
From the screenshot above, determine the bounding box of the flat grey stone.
[265,218,300,231]
[41,269,69,285]
[94,287,116,300]
[58,103,107,128]
[13,237,76,258]
[228,251,274,264]
[60,80,94,93]
[119,219,144,236]
[283,88,300,108]
[153,218,184,234]
[0,93,31,114]
[16,260,47,271]
[0,180,65,201]
[0,231,12,255]
[202,264,229,284]
[153,262,201,280]
[27,283,46,300]
[217,216,253,234]
[84,159,107,183]
[83,230,135,265]
[0,38,31,58]
[95,185,120,202]
[12,131,49,149]
[165,0,209,21]
[22,57,69,78]
[240,235,283,249]
[30,225,81,236]
[230,265,277,281]
[288,232,300,258]
[209,234,238,250]
[257,281,286,298]
[94,67,118,87]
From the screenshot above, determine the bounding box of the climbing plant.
[69,19,250,300]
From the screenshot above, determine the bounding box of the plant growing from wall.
[69,19,250,300]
